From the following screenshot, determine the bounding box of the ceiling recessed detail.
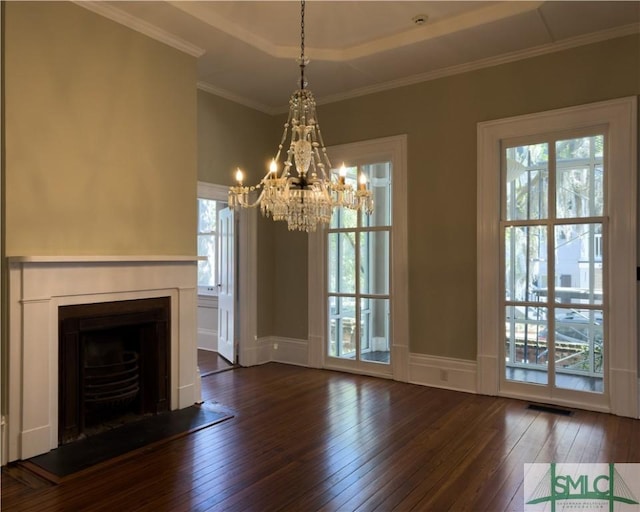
[79,1,639,112]
[168,0,544,62]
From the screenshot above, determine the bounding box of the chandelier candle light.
[228,0,374,232]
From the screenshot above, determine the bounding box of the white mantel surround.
[5,256,201,463]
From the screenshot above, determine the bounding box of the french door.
[501,133,607,403]
[308,135,409,381]
[327,161,392,375]
[477,98,637,416]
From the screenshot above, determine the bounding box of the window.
[328,163,392,363]
[503,135,605,390]
[197,198,227,296]
[308,135,408,381]
[477,97,637,416]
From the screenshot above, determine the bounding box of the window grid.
[327,163,391,363]
[501,134,606,387]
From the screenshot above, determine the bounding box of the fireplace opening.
[59,297,170,445]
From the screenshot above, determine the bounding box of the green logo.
[525,463,639,512]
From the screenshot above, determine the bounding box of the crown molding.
[73,1,205,58]
[316,22,640,108]
[202,22,639,116]
[197,81,278,115]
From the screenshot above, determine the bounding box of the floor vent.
[527,403,573,416]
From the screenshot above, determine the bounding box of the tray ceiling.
[80,1,639,113]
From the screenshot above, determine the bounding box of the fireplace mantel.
[8,255,201,263]
[5,256,201,463]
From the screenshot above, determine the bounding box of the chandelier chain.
[300,0,305,59]
[300,0,305,89]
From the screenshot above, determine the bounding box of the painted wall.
[198,90,276,187]
[197,90,280,337]
[4,1,197,256]
[273,34,640,359]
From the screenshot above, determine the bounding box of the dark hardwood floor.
[2,363,639,511]
[198,349,234,376]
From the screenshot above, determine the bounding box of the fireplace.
[6,256,201,463]
[58,297,171,444]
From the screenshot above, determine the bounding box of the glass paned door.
[327,162,392,368]
[502,134,606,395]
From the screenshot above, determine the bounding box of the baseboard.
[19,425,52,460]
[263,336,309,367]
[197,328,217,352]
[241,336,297,367]
[408,354,477,394]
[246,338,477,395]
[609,367,639,417]
[177,383,196,409]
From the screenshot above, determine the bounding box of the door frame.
[308,135,409,382]
[198,181,258,367]
[476,97,637,417]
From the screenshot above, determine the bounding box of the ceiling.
[83,1,639,113]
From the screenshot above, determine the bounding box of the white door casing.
[308,135,409,382]
[477,97,637,417]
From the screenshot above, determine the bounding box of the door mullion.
[354,182,362,362]
[548,140,556,390]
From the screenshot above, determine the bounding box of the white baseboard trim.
[177,383,197,408]
[20,425,51,460]
[239,337,270,367]
[409,354,477,394]
[241,336,303,367]
[243,336,309,366]
[609,367,639,418]
[197,328,217,352]
[499,389,610,414]
[244,338,478,395]
[271,336,309,367]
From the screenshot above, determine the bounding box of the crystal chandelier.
[228,0,374,232]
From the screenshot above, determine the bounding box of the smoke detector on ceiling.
[412,14,429,26]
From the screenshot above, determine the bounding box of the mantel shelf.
[8,255,203,264]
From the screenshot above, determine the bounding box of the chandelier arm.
[247,195,266,209]
[286,141,297,175]
[273,122,291,174]
[314,124,333,171]
[241,188,267,209]
[312,146,330,180]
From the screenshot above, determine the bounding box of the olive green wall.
[197,90,280,337]
[272,223,308,339]
[274,34,640,358]
[198,91,276,187]
[4,1,197,256]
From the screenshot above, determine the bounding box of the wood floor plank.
[2,363,639,512]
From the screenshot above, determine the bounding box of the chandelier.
[228,0,374,232]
